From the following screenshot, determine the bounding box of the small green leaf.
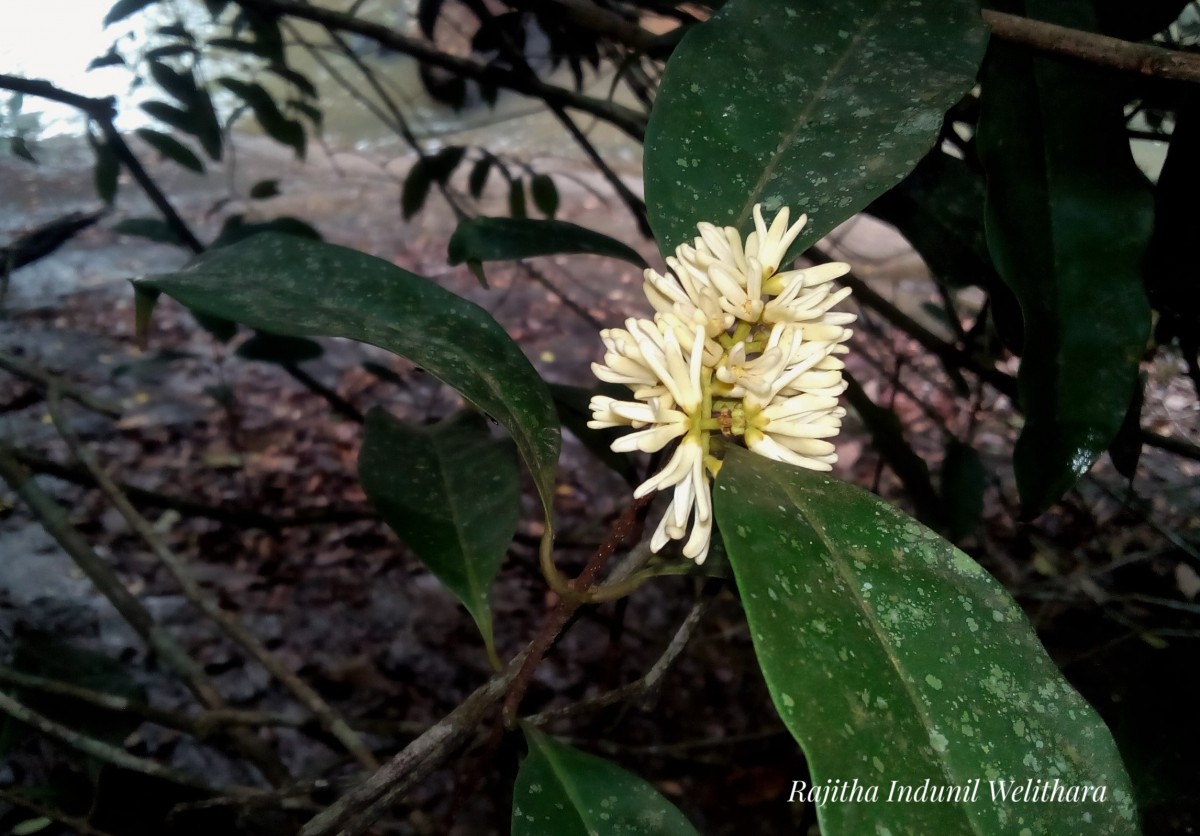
[249,179,280,199]
[210,215,320,248]
[644,0,988,258]
[87,47,126,70]
[448,218,647,280]
[104,0,159,27]
[10,135,36,163]
[219,78,304,158]
[235,331,323,364]
[135,128,204,173]
[977,2,1153,514]
[113,217,185,245]
[359,409,518,655]
[509,177,527,218]
[468,156,492,198]
[514,725,700,836]
[426,145,465,182]
[134,235,560,523]
[530,173,559,218]
[714,447,1140,836]
[148,60,198,105]
[402,159,435,219]
[10,817,52,835]
[89,133,120,205]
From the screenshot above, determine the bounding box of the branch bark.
[983,9,1200,86]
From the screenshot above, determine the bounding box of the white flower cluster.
[588,205,856,564]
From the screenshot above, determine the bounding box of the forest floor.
[1,133,1198,835]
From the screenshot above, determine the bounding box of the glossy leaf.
[644,0,988,258]
[977,2,1153,515]
[714,447,1139,836]
[513,725,699,836]
[448,218,647,285]
[359,409,518,654]
[134,235,560,521]
[135,128,204,174]
[530,173,559,218]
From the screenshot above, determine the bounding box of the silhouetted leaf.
[104,0,159,27]
[530,173,559,218]
[135,128,204,174]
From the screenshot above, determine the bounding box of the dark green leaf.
[204,0,230,18]
[509,177,527,218]
[155,23,194,41]
[289,99,323,129]
[418,0,445,37]
[714,447,1140,836]
[530,173,559,218]
[1108,375,1145,481]
[270,64,317,98]
[359,409,518,653]
[89,133,120,205]
[940,440,986,541]
[207,36,273,57]
[977,3,1153,515]
[148,61,198,104]
[468,156,492,198]
[219,78,304,159]
[135,128,204,173]
[242,8,285,63]
[644,0,988,258]
[249,179,280,199]
[113,217,184,246]
[235,331,323,364]
[10,136,36,163]
[140,97,222,161]
[426,145,465,182]
[103,0,158,27]
[135,235,560,521]
[513,725,700,836]
[549,383,638,486]
[145,44,196,60]
[87,48,126,70]
[402,159,434,219]
[448,218,647,281]
[210,215,320,248]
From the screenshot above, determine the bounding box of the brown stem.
[501,494,651,726]
[982,9,1200,86]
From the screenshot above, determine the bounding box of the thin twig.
[4,443,375,529]
[0,446,290,785]
[0,787,122,836]
[0,350,121,416]
[0,689,257,796]
[47,391,379,771]
[983,9,1200,86]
